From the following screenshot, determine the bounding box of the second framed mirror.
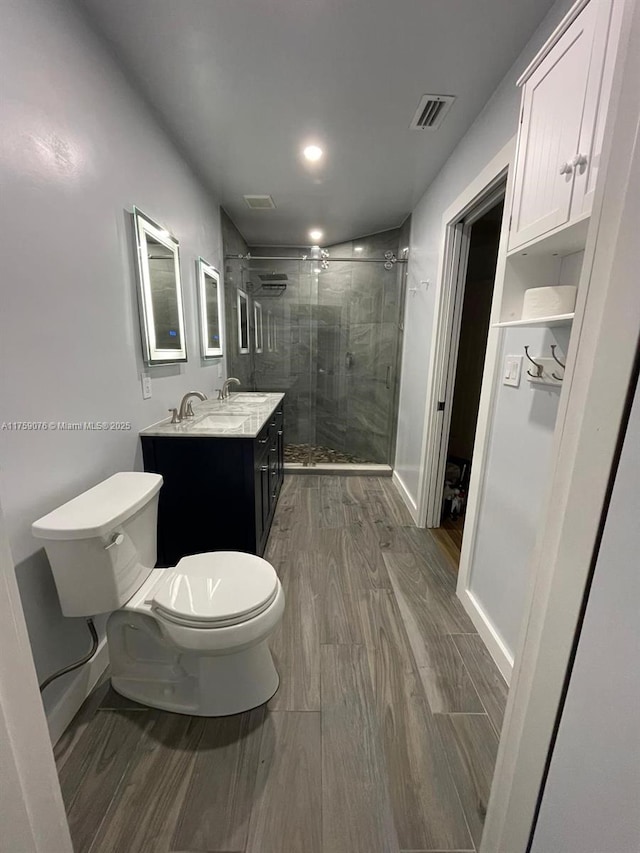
[197,258,223,358]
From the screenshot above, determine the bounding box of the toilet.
[32,472,285,716]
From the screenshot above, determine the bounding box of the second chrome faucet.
[217,377,241,401]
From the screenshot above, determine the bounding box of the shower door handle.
[385,365,392,389]
[346,352,353,369]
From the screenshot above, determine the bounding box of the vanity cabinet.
[509,0,622,252]
[141,403,284,566]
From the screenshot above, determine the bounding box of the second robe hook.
[550,345,565,381]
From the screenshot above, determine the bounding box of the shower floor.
[284,443,375,465]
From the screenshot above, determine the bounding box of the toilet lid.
[152,551,279,628]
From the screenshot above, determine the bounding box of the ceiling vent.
[243,194,276,210]
[410,94,456,130]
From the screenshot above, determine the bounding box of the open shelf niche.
[494,244,584,329]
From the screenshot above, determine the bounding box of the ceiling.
[80,0,555,247]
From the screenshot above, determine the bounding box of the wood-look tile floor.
[55,475,508,853]
[431,514,465,573]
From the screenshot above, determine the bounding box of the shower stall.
[222,217,409,469]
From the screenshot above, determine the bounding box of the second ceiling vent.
[410,94,456,130]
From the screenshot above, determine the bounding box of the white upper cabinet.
[509,0,621,252]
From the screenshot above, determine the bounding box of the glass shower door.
[314,233,404,465]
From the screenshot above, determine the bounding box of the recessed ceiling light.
[354,246,364,253]
[309,229,323,241]
[303,145,323,162]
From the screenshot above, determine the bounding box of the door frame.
[424,182,507,528]
[416,138,516,536]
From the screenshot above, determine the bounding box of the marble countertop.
[139,392,284,439]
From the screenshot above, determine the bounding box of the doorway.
[423,179,506,572]
[433,196,505,570]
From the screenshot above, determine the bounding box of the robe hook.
[524,345,543,378]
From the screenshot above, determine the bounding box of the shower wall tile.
[317,325,348,377]
[347,381,388,436]
[344,426,386,463]
[221,210,254,390]
[318,270,352,305]
[382,271,403,324]
[346,323,380,380]
[316,415,348,454]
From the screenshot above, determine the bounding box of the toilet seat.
[151,551,279,629]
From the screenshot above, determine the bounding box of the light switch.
[141,373,152,399]
[503,355,522,387]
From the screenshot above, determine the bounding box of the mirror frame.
[132,207,187,365]
[254,300,263,353]
[237,289,250,354]
[196,257,224,358]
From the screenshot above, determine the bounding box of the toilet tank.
[32,472,163,617]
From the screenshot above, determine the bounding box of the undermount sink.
[231,393,270,403]
[196,414,250,430]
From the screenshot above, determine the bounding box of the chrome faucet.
[176,391,207,421]
[221,377,241,399]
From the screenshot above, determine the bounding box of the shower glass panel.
[225,254,315,455]
[223,224,408,467]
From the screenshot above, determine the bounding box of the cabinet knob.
[559,161,573,176]
[260,465,268,472]
[572,153,588,169]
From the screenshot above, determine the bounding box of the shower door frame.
[235,251,408,470]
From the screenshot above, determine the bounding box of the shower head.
[258,273,288,283]
[252,270,288,297]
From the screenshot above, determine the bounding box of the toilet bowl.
[32,472,285,716]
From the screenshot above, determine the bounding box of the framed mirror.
[237,289,250,353]
[133,208,187,364]
[197,258,223,358]
[254,301,263,353]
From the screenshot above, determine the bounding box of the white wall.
[530,376,640,853]
[395,0,575,656]
[0,0,226,729]
[396,0,574,497]
[468,324,570,652]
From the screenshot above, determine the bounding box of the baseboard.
[459,588,514,684]
[46,637,110,746]
[392,470,420,524]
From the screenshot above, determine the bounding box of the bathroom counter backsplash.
[139,392,285,439]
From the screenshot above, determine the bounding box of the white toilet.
[32,472,285,716]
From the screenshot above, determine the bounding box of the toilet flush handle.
[105,533,124,550]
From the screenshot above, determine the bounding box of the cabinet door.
[571,0,620,220]
[277,423,284,486]
[509,0,600,250]
[259,456,270,536]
